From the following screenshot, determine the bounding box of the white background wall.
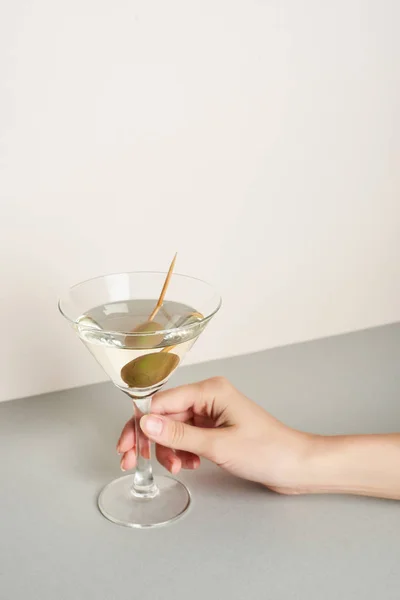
[1,0,399,402]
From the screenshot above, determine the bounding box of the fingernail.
[169,459,179,474]
[142,416,163,436]
[120,456,126,472]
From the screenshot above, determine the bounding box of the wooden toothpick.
[148,253,177,322]
[160,311,204,354]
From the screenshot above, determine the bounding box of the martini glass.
[59,271,221,528]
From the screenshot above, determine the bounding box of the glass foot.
[97,474,191,528]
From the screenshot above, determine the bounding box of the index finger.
[152,377,232,417]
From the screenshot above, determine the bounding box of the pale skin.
[117,377,400,500]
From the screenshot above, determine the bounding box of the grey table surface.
[1,324,400,599]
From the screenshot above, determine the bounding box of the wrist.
[262,430,320,495]
[266,432,341,496]
[282,434,357,495]
[289,434,341,495]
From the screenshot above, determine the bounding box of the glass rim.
[58,270,222,337]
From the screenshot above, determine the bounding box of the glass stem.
[131,397,159,499]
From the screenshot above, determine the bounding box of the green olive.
[125,321,164,349]
[121,352,180,388]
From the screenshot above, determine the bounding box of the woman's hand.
[117,377,312,494]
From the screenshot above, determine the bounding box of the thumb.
[140,414,215,458]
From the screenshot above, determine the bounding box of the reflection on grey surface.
[1,323,400,600]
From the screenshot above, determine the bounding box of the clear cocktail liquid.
[76,299,202,397]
